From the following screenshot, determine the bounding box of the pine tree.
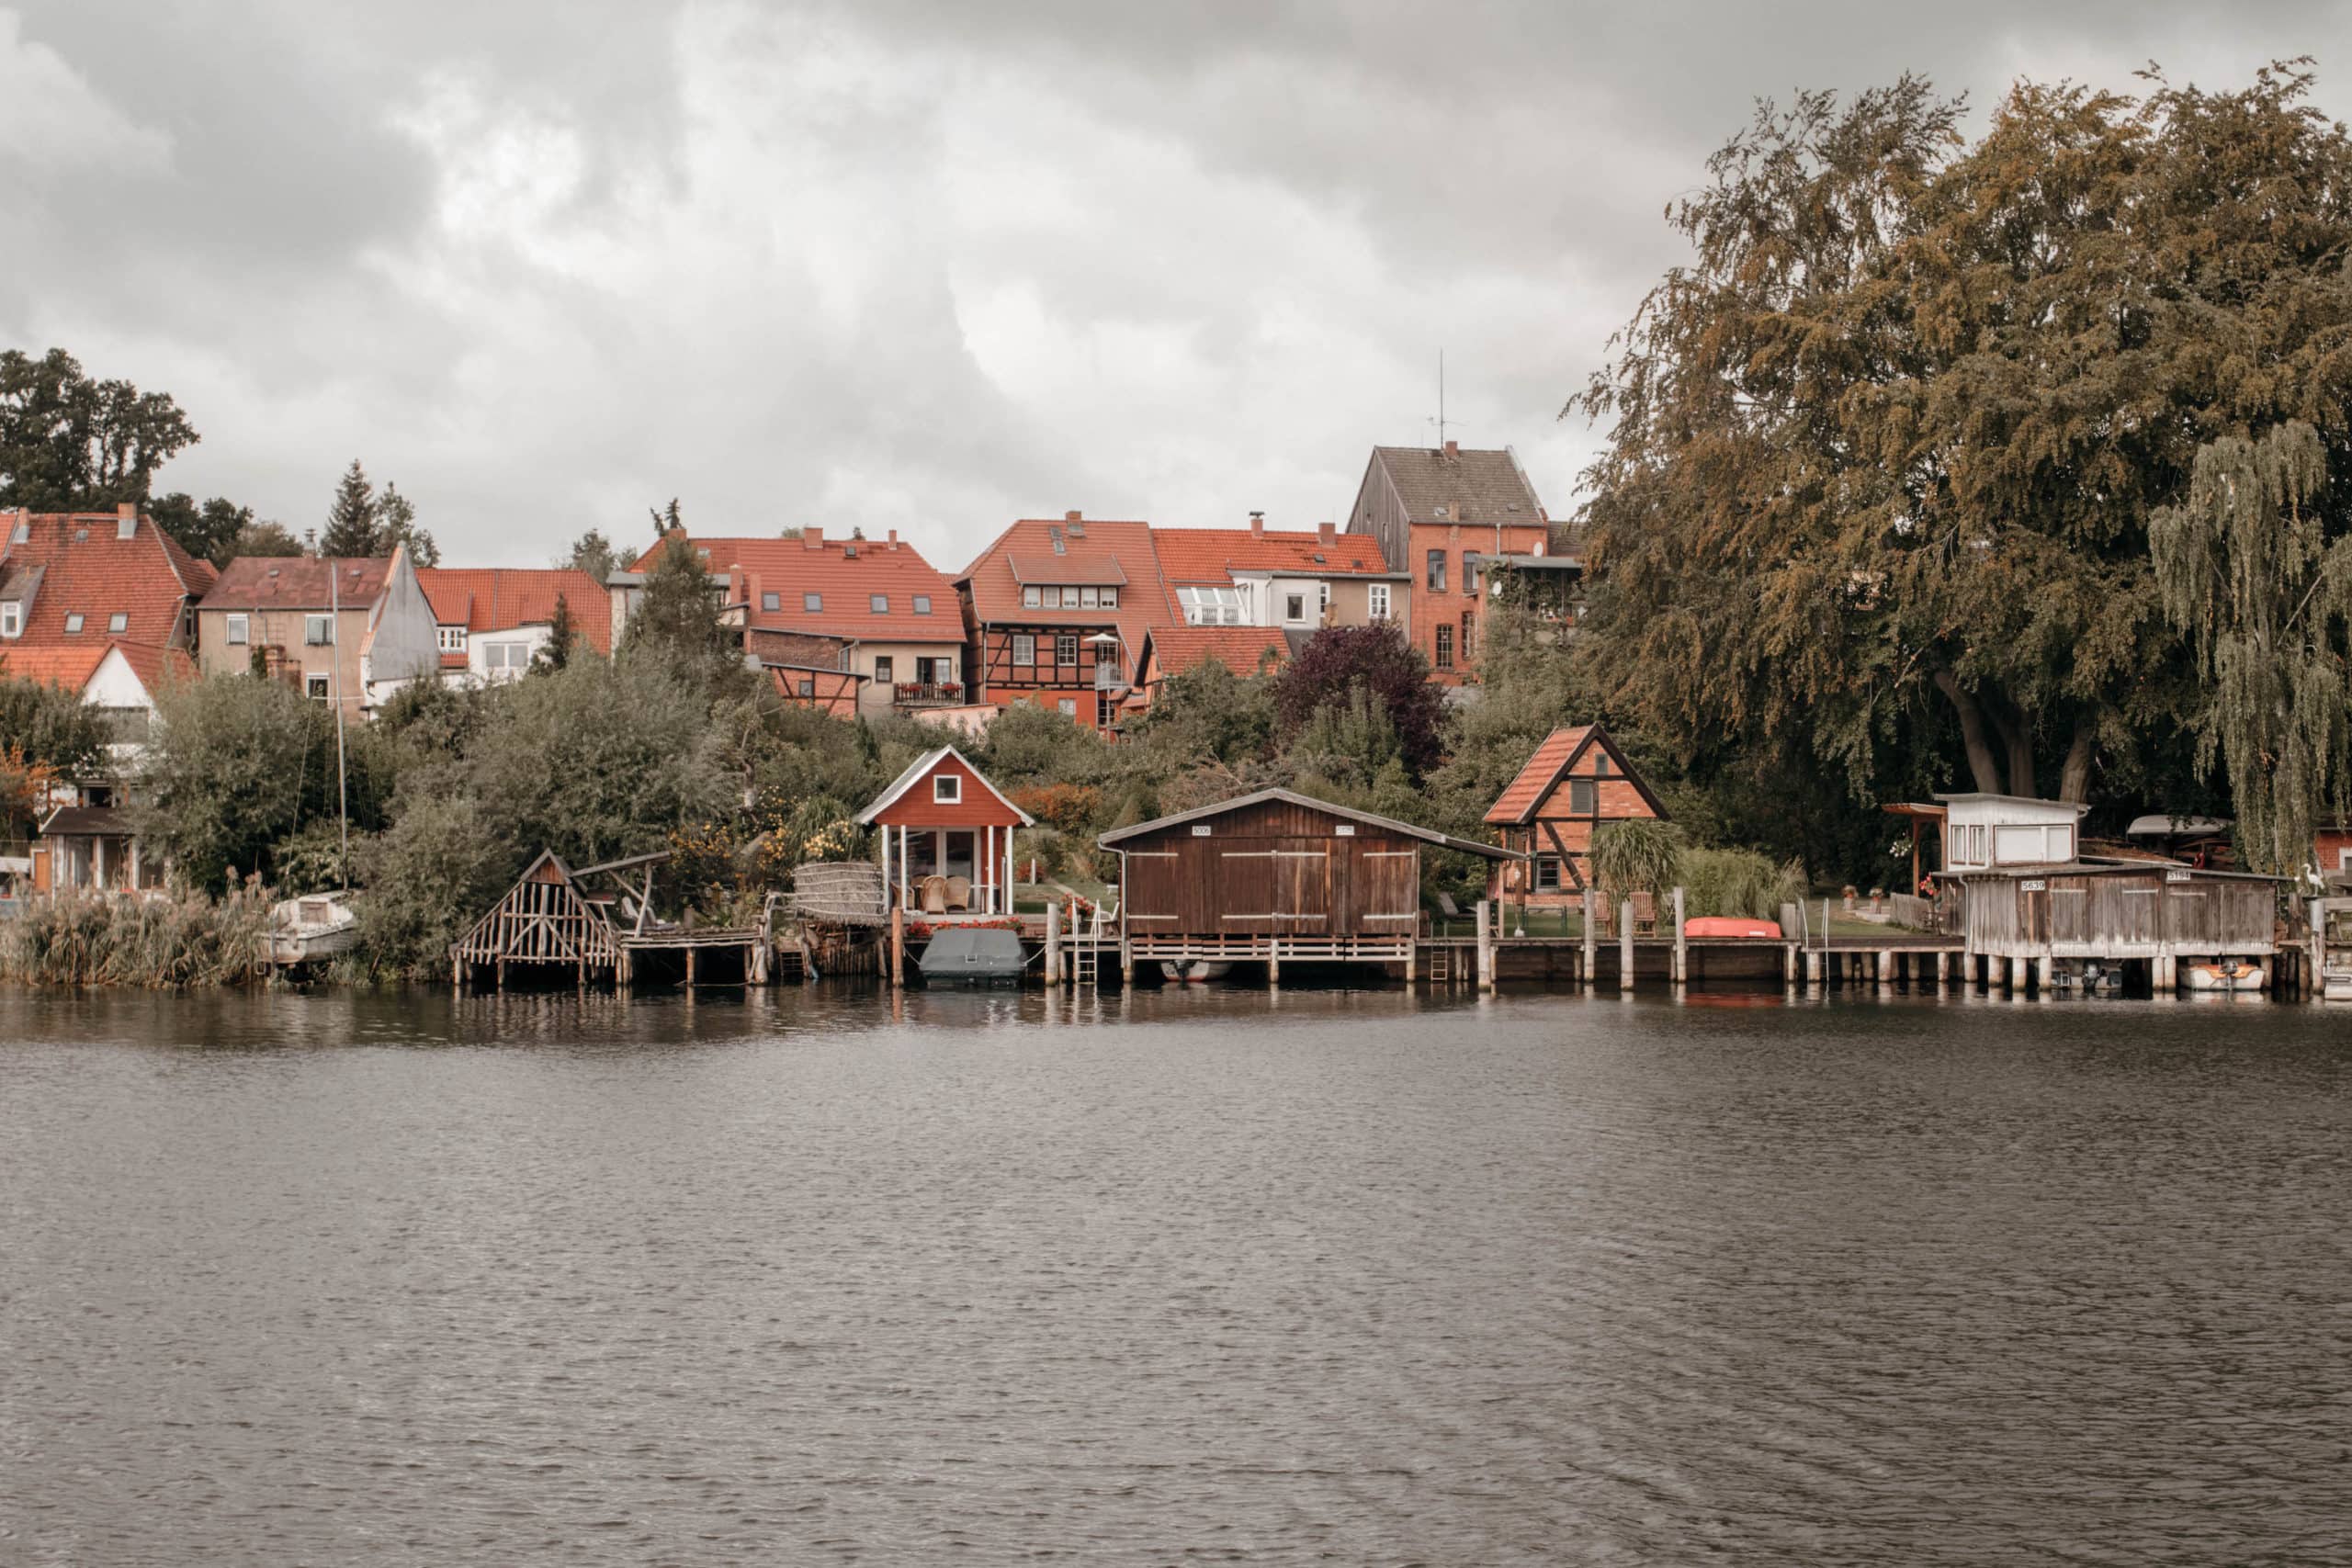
[649,498,683,539]
[319,460,378,557]
[533,593,580,674]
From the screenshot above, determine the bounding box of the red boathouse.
[856,746,1034,916]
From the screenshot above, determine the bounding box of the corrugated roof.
[203,556,391,611]
[1371,446,1547,526]
[1149,525,1389,583]
[417,568,615,654]
[635,534,962,644]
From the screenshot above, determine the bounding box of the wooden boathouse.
[450,848,770,988]
[1099,788,1519,979]
[858,746,1033,916]
[1952,861,2283,992]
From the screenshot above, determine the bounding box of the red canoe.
[1683,917,1782,939]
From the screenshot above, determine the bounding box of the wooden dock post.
[1620,900,1634,992]
[1805,947,1822,987]
[1476,900,1494,992]
[889,906,904,989]
[1268,934,1282,987]
[2154,953,2174,995]
[1045,901,1061,987]
[1581,887,1598,990]
[1935,951,1949,991]
[1878,949,1894,992]
[684,945,696,987]
[1672,887,1688,987]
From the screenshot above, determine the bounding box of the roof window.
[762,592,781,612]
[64,613,85,633]
[870,593,888,614]
[913,594,932,615]
[73,527,88,543]
[107,612,128,633]
[803,592,822,612]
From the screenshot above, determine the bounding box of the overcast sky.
[4,2,2346,570]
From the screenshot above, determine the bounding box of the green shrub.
[1682,847,1808,920]
[1,885,270,987]
[1589,818,1688,905]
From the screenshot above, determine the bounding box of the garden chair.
[1631,890,1657,935]
[944,875,972,911]
[1592,897,1614,936]
[919,875,950,915]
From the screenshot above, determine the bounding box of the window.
[1023,585,1042,609]
[1460,609,1476,660]
[1427,549,1446,592]
[306,674,331,701]
[1102,586,1118,608]
[1012,634,1035,667]
[304,614,334,646]
[933,773,962,804]
[803,592,822,612]
[63,613,85,634]
[913,594,932,615]
[1569,778,1597,815]
[798,678,815,698]
[1061,586,1082,608]
[1368,583,1390,620]
[1055,633,1079,666]
[1594,752,1610,777]
[873,656,895,684]
[1534,857,1563,893]
[1179,585,1243,626]
[1097,694,1118,728]
[1057,698,1077,717]
[225,613,248,646]
[762,592,781,612]
[1463,551,1483,595]
[1318,581,1330,615]
[1434,625,1453,668]
[437,625,466,652]
[481,642,530,671]
[870,593,888,614]
[1284,592,1306,622]
[107,612,128,634]
[0,602,18,638]
[118,515,137,541]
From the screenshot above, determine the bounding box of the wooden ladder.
[1070,903,1101,988]
[1425,943,1453,985]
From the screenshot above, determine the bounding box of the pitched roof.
[1149,525,1389,584]
[1484,724,1667,826]
[0,510,213,670]
[956,517,1182,672]
[1370,446,1547,527]
[417,568,614,654]
[635,533,962,643]
[1142,625,1289,682]
[855,746,1035,826]
[1098,786,1521,859]
[202,556,391,611]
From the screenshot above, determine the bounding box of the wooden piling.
[1620,901,1634,992]
[1672,886,1688,987]
[1581,886,1598,990]
[1476,899,1494,992]
[889,906,904,989]
[1046,901,1061,987]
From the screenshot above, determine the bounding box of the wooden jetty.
[450,849,770,990]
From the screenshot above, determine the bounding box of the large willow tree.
[1575,63,2352,845]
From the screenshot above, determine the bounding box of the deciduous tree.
[1272,624,1448,777]
[0,347,198,510]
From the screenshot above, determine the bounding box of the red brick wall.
[2318,829,2352,874]
[1406,521,1550,684]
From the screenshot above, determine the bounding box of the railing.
[892,682,965,707]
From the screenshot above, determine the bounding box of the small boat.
[2051,960,2123,995]
[1683,917,1781,939]
[917,927,1026,985]
[1159,960,1234,983]
[267,892,360,965]
[2181,958,2265,993]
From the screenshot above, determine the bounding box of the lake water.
[3,984,2348,1565]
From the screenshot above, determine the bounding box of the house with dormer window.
[955,512,1182,732]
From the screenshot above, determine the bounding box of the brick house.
[418,567,614,683]
[955,512,1182,732]
[1151,515,1406,637]
[1483,724,1668,905]
[196,549,441,716]
[1345,442,1552,683]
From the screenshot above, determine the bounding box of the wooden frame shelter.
[1100,788,1519,971]
[450,849,624,987]
[856,746,1034,916]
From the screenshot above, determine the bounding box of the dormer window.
[117,516,137,541]
[913,595,932,615]
[0,602,17,637]
[762,592,780,612]
[933,773,961,804]
[437,625,467,653]
[63,613,84,634]
[107,612,128,633]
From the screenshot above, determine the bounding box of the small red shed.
[1483,723,1668,906]
[857,746,1034,915]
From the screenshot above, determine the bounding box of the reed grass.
[1,885,271,988]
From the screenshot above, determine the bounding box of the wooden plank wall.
[1120,798,1421,941]
[1963,871,2275,955]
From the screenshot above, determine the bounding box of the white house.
[1936,793,2088,869]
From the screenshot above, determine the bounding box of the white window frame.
[1102,585,1118,608]
[1284,592,1306,623]
[304,614,334,646]
[1080,586,1098,609]
[1012,634,1035,667]
[913,595,932,615]
[305,673,331,701]
[0,602,18,638]
[437,625,467,653]
[1368,583,1390,620]
[1055,633,1079,666]
[803,592,822,612]
[63,613,84,634]
[1318,581,1330,615]
[107,612,129,634]
[225,613,248,646]
[870,593,888,614]
[933,773,961,804]
[1023,585,1041,609]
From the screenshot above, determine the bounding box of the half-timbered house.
[955,513,1181,733]
[1483,724,1667,906]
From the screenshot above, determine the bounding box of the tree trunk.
[1934,671,2007,794]
[2058,719,2095,805]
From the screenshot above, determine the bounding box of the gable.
[857,746,1033,827]
[1486,725,1667,826]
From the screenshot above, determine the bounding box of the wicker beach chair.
[944,875,972,911]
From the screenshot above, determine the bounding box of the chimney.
[1317,521,1337,548]
[1442,439,1459,458]
[1065,510,1082,522]
[888,528,899,550]
[1249,511,1265,537]
[117,502,137,521]
[804,525,824,551]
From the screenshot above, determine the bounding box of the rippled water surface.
[4,984,2350,1565]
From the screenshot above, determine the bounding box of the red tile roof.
[1144,626,1289,682]
[632,532,962,644]
[203,556,391,610]
[0,509,212,682]
[1485,726,1592,825]
[957,517,1182,671]
[417,568,614,655]
[1149,525,1389,584]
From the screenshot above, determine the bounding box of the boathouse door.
[1274,842,1331,937]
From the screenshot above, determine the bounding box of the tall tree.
[620,534,741,690]
[533,593,581,674]
[1272,624,1449,778]
[373,482,439,566]
[650,498,683,539]
[230,518,305,558]
[0,348,198,511]
[1573,63,2352,812]
[560,528,620,582]
[319,460,379,557]
[146,492,254,567]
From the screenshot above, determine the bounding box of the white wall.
[360,547,445,694]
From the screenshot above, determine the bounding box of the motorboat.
[1159,960,1234,984]
[267,892,360,965]
[2180,958,2265,993]
[917,927,1026,986]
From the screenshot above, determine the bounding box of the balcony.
[893,681,966,708]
